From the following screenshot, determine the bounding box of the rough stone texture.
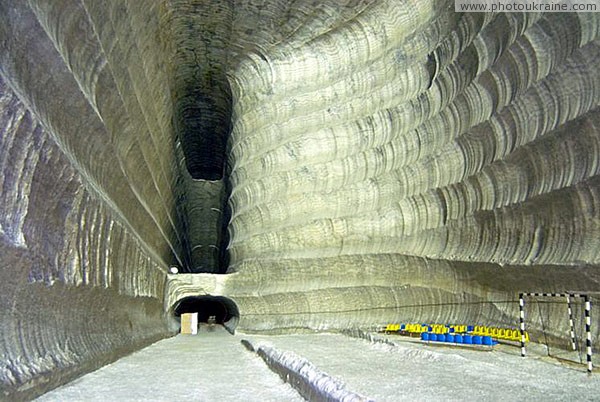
[233,7,600,324]
[2,0,600,399]
[0,1,179,399]
[172,3,600,340]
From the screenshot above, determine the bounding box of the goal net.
[519,293,594,373]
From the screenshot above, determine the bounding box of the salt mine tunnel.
[1,0,600,399]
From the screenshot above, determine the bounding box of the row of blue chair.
[421,332,498,346]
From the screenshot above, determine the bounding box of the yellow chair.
[509,329,530,342]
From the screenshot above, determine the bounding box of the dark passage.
[174,80,232,180]
[169,0,234,181]
[167,0,234,273]
[172,295,239,334]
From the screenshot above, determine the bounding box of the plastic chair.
[446,334,455,343]
[455,334,463,344]
[473,336,482,345]
[463,335,472,344]
[482,336,493,346]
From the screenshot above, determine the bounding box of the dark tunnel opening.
[172,295,239,334]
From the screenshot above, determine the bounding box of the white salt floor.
[39,328,600,401]
[252,333,600,401]
[37,327,302,402]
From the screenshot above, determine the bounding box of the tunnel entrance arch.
[171,295,239,334]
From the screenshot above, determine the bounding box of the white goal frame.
[519,292,592,374]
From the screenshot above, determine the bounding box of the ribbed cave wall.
[0,1,183,399]
[3,0,600,399]
[217,2,600,338]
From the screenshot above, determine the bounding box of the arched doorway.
[171,295,239,334]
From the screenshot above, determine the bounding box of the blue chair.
[421,332,430,341]
[455,334,463,344]
[467,325,475,332]
[463,335,472,344]
[437,334,446,342]
[482,336,493,346]
[473,335,482,345]
[446,334,455,343]
[430,333,437,342]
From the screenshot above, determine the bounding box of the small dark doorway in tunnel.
[172,295,239,334]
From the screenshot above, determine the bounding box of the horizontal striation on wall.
[3,0,600,396]
[225,1,600,339]
[0,77,171,399]
[0,0,184,268]
[0,1,182,398]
